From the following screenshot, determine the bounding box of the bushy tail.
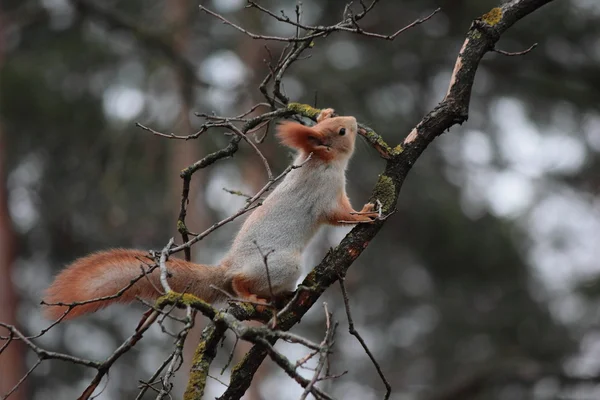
[43,249,227,320]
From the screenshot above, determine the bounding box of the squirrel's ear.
[316,108,335,122]
[276,121,324,152]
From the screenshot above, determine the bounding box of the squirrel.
[43,108,379,320]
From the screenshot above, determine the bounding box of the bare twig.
[253,241,276,301]
[494,42,538,56]
[299,303,337,400]
[136,354,175,400]
[241,2,439,43]
[156,306,195,399]
[0,322,102,369]
[228,125,273,180]
[255,338,335,400]
[157,238,175,293]
[220,336,239,376]
[1,359,42,400]
[222,187,252,199]
[339,276,391,399]
[343,8,441,40]
[78,310,160,400]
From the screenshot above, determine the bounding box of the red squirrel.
[44,108,378,319]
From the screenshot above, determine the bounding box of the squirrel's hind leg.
[231,275,270,306]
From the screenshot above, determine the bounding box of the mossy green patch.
[481,7,502,26]
[230,351,253,379]
[391,144,403,156]
[183,341,209,400]
[237,301,258,314]
[372,174,396,212]
[470,30,482,40]
[157,291,203,307]
[362,129,393,155]
[286,102,321,119]
[156,291,216,319]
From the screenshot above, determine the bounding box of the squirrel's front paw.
[360,203,380,220]
[344,203,380,223]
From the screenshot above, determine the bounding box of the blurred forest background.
[2,0,600,399]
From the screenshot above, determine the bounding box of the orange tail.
[43,249,227,320]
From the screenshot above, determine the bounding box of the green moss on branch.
[286,102,321,119]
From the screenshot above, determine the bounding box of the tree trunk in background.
[0,6,25,398]
[0,133,25,400]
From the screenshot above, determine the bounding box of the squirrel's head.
[277,113,358,163]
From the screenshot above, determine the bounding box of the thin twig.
[0,322,102,369]
[494,42,538,56]
[222,187,252,199]
[228,125,273,180]
[339,276,391,399]
[256,338,334,400]
[136,354,175,400]
[300,303,337,400]
[1,359,42,400]
[158,238,175,293]
[78,310,160,400]
[156,306,195,399]
[253,241,275,300]
[220,336,239,375]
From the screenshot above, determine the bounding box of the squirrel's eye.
[339,128,346,136]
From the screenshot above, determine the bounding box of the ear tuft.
[316,108,335,122]
[276,121,321,153]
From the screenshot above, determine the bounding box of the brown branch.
[241,2,439,43]
[343,7,441,40]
